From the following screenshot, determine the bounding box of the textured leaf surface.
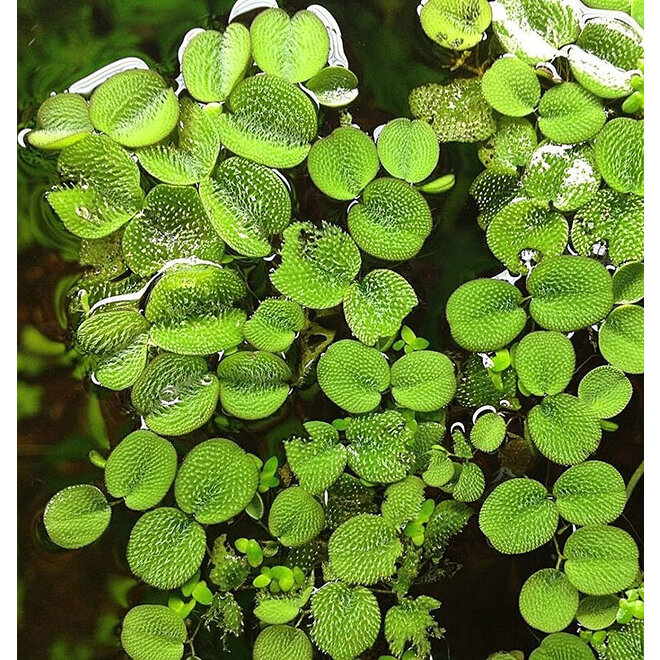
[199,156,292,257]
[311,582,381,660]
[217,351,291,420]
[131,353,219,435]
[270,222,361,309]
[470,412,506,452]
[121,605,187,660]
[269,487,325,547]
[253,625,312,660]
[527,256,614,332]
[514,331,575,396]
[348,177,432,260]
[44,485,111,549]
[470,169,522,228]
[528,394,601,465]
[604,619,644,659]
[377,118,439,183]
[578,366,632,419]
[216,74,317,168]
[244,298,304,353]
[28,93,93,150]
[456,353,519,410]
[599,305,644,374]
[391,350,456,412]
[451,461,486,502]
[305,66,359,107]
[329,514,402,584]
[529,633,595,660]
[519,569,579,633]
[612,262,644,305]
[553,461,626,526]
[563,525,639,595]
[175,438,258,524]
[105,430,177,510]
[146,263,246,355]
[181,25,251,103]
[420,0,492,50]
[325,474,378,529]
[317,340,389,413]
[126,507,206,589]
[384,596,441,658]
[446,278,527,352]
[479,478,558,554]
[308,126,379,201]
[576,595,619,630]
[478,116,537,175]
[482,56,540,116]
[423,500,473,558]
[123,185,225,277]
[381,476,425,529]
[89,69,179,147]
[595,118,644,196]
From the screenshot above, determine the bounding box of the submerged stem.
[626,460,644,501]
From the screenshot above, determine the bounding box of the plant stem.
[626,460,644,500]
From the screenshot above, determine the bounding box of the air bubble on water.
[519,248,539,271]
[479,352,494,369]
[491,269,522,285]
[372,124,386,143]
[200,374,215,386]
[228,0,278,23]
[90,372,101,386]
[17,128,31,148]
[450,421,465,435]
[139,416,149,430]
[416,0,429,17]
[592,240,607,257]
[472,405,497,424]
[308,4,350,68]
[263,253,277,262]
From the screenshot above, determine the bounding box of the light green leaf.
[423,450,455,487]
[576,594,619,630]
[519,569,579,633]
[451,461,486,502]
[599,305,644,374]
[199,156,292,258]
[305,66,359,107]
[43,484,111,549]
[479,478,558,554]
[578,366,633,419]
[595,118,644,196]
[612,262,644,305]
[175,438,258,524]
[423,499,473,559]
[456,354,519,410]
[381,476,426,529]
[126,507,206,589]
[478,116,537,174]
[27,93,93,150]
[384,596,442,659]
[470,169,522,228]
[514,331,575,396]
[529,633,595,660]
[325,474,378,530]
[105,430,177,510]
[420,0,492,50]
[121,605,187,660]
[89,69,179,147]
[268,487,325,547]
[482,56,540,116]
[470,412,506,452]
[244,298,305,353]
[251,8,329,82]
[606,619,644,660]
[348,177,432,260]
[217,351,291,420]
[253,625,312,660]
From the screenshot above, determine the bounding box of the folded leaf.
[27,93,93,151]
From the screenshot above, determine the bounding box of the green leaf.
[538,83,606,144]
[181,25,251,103]
[47,134,143,238]
[420,173,456,194]
[576,595,619,630]
[599,304,644,374]
[376,118,439,183]
[325,474,378,529]
[578,366,632,419]
[126,507,206,589]
[612,262,644,305]
[251,8,329,82]
[270,221,361,309]
[343,269,418,346]
[446,278,527,352]
[216,74,318,168]
[390,350,456,412]
[145,263,246,355]
[217,351,291,420]
[409,77,496,142]
[345,411,414,483]
[253,625,313,660]
[123,185,225,277]
[308,126,379,201]
[527,256,614,332]
[384,596,442,658]
[605,620,644,659]
[528,393,602,464]
[451,462,486,502]
[481,56,540,116]
[329,514,403,584]
[420,0,492,50]
[456,356,520,410]
[571,189,643,266]
[131,353,219,435]
[311,582,381,660]
[470,412,506,452]
[136,97,221,185]
[76,308,150,390]
[268,487,325,547]
[105,430,177,510]
[595,118,644,196]
[284,422,347,495]
[519,569,579,633]
[317,340,389,414]
[381,476,426,529]
[27,93,93,150]
[563,525,639,595]
[479,478,558,554]
[199,156,292,258]
[244,298,305,353]
[305,66,359,107]
[89,69,179,148]
[348,177,432,260]
[121,605,187,660]
[423,450,456,487]
[423,499,473,559]
[529,633,595,660]
[175,438,258,524]
[487,199,568,274]
[43,484,111,549]
[478,116,537,175]
[513,331,575,396]
[553,460,626,526]
[522,143,601,212]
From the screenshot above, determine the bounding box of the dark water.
[17,1,643,658]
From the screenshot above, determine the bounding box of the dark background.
[17,1,643,658]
